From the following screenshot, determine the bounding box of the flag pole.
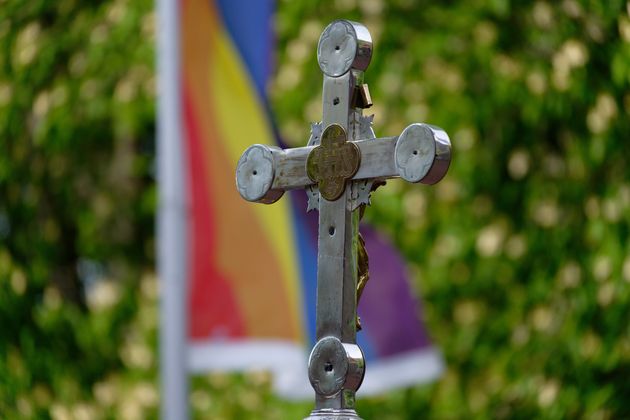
[157,0,189,417]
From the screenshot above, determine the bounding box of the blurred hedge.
[0,0,158,418]
[1,0,630,419]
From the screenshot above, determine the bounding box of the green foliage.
[1,0,630,418]
[272,0,630,418]
[0,0,157,417]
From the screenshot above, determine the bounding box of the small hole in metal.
[412,150,418,155]
[333,97,340,105]
[329,226,335,236]
[335,45,340,51]
[252,170,258,175]
[324,363,333,372]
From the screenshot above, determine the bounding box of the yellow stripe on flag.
[209,26,305,343]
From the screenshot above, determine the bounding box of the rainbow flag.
[158,0,443,405]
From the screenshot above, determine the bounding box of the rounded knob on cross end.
[307,336,365,397]
[394,123,451,185]
[317,20,372,77]
[235,144,284,204]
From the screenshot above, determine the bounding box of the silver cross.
[235,20,451,420]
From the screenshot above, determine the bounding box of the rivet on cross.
[235,20,451,420]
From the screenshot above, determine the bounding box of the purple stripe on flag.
[358,225,432,357]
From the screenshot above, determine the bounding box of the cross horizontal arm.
[235,123,451,203]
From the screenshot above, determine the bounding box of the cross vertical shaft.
[304,22,374,417]
[316,71,358,344]
[310,70,363,414]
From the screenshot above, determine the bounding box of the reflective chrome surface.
[317,20,372,77]
[235,144,284,204]
[233,19,453,420]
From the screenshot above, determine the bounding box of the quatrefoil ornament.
[306,124,361,201]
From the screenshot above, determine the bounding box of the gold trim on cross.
[306,124,361,201]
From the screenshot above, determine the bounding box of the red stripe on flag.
[183,87,245,339]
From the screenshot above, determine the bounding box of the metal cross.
[235,20,451,420]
